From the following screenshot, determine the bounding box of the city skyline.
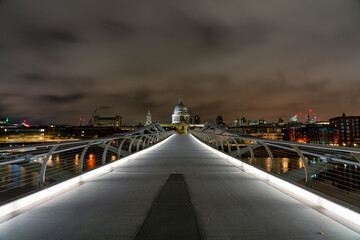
[1,0,360,125]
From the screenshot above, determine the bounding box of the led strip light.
[0,134,175,219]
[190,134,360,227]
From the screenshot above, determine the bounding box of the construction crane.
[87,108,97,126]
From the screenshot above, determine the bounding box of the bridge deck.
[0,135,359,239]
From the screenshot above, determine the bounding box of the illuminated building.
[230,125,284,141]
[330,113,360,146]
[93,115,122,127]
[171,98,190,134]
[0,125,137,144]
[248,119,259,126]
[290,115,298,122]
[234,117,239,127]
[145,110,152,126]
[283,124,338,145]
[0,127,72,143]
[172,99,190,124]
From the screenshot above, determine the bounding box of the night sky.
[1,0,360,125]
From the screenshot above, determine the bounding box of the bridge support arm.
[225,138,231,153]
[118,138,129,159]
[232,138,240,158]
[351,152,360,163]
[39,145,58,188]
[245,140,256,165]
[102,140,113,165]
[129,136,139,153]
[79,141,94,173]
[260,141,276,173]
[218,137,225,152]
[292,145,313,188]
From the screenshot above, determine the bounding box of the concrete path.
[0,135,359,240]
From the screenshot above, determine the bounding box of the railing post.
[260,141,276,173]
[212,135,218,148]
[79,141,93,173]
[218,137,225,152]
[149,136,154,146]
[147,135,153,147]
[232,138,240,158]
[137,136,145,152]
[225,138,231,153]
[245,140,255,165]
[206,136,212,146]
[292,145,313,188]
[146,136,152,147]
[143,136,149,150]
[214,136,219,150]
[118,138,128,159]
[154,134,159,144]
[102,140,113,165]
[39,145,58,188]
[128,136,138,153]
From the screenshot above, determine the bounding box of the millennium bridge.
[0,123,359,239]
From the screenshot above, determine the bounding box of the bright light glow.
[190,134,360,227]
[0,134,175,219]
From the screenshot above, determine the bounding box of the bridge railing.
[0,123,174,203]
[191,123,360,208]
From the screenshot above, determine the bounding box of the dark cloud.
[40,94,85,103]
[0,0,360,125]
[17,26,79,49]
[46,30,78,43]
[0,104,7,118]
[98,105,111,110]
[100,19,134,38]
[19,73,45,82]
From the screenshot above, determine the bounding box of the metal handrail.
[0,123,175,203]
[191,123,360,208]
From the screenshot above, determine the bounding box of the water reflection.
[75,154,79,165]
[0,165,38,193]
[11,165,20,188]
[282,158,289,172]
[87,154,95,169]
[45,152,117,172]
[298,158,304,168]
[246,156,307,174]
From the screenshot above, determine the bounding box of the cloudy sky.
[1,0,360,125]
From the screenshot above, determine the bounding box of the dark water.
[0,147,117,202]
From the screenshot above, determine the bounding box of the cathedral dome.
[174,99,188,113]
[172,98,190,125]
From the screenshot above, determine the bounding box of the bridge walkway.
[0,135,359,239]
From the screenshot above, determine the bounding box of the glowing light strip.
[190,134,360,227]
[0,134,175,219]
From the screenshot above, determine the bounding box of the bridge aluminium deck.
[0,134,359,239]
